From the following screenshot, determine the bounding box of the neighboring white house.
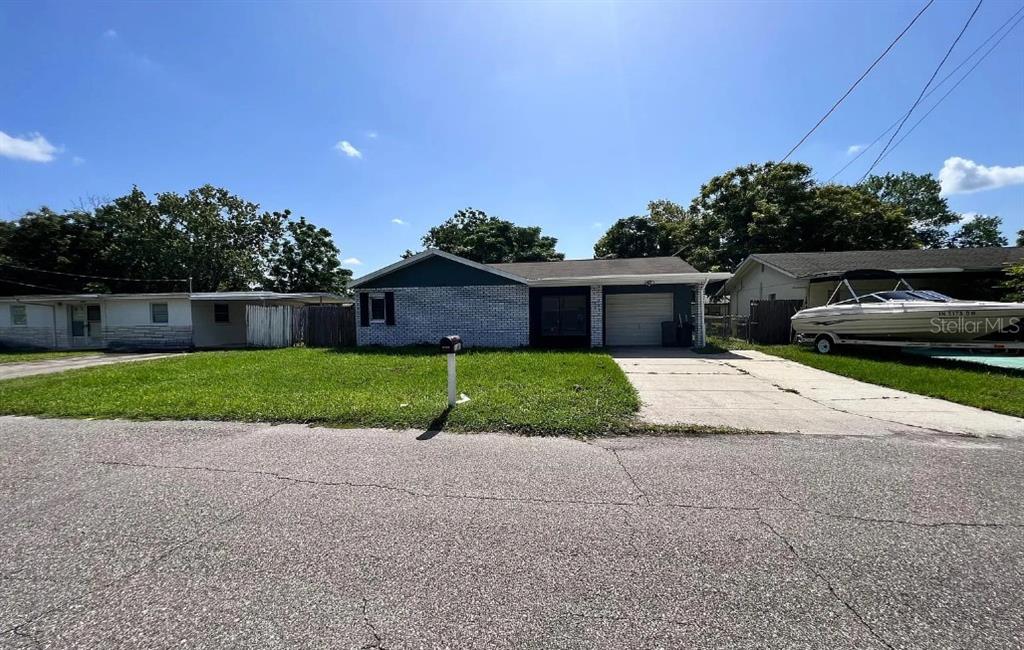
[0,292,349,350]
[720,247,1024,318]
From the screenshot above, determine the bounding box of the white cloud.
[71,156,85,166]
[366,131,378,139]
[939,156,1024,196]
[104,28,118,38]
[334,140,362,158]
[391,218,407,225]
[0,131,59,162]
[958,212,979,223]
[847,144,865,155]
[342,257,362,265]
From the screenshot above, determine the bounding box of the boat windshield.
[873,290,953,302]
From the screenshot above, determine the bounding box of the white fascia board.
[349,249,528,289]
[528,272,732,287]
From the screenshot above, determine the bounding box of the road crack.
[759,512,895,650]
[361,598,387,649]
[1,482,293,640]
[97,460,1024,530]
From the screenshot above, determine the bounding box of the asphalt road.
[1,417,1022,649]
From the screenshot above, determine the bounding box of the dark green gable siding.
[357,255,523,288]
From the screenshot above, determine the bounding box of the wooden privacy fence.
[246,304,295,348]
[748,299,804,344]
[292,304,356,347]
[246,303,356,348]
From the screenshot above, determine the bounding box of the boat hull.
[791,302,1024,343]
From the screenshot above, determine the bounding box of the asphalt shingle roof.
[490,256,698,280]
[753,247,1024,278]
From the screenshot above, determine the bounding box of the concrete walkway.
[0,352,180,381]
[612,348,1024,437]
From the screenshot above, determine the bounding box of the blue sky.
[1,1,1022,274]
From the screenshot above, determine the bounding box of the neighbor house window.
[10,305,26,326]
[214,303,230,324]
[151,303,169,324]
[369,294,387,323]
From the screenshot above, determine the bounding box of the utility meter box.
[439,335,462,354]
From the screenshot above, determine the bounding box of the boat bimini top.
[816,270,956,306]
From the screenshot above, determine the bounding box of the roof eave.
[350,249,528,288]
[528,272,731,287]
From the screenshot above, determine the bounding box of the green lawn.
[0,349,100,364]
[709,337,1024,419]
[0,347,640,435]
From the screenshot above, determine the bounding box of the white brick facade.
[356,285,529,348]
[589,285,603,347]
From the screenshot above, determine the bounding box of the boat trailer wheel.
[814,335,835,355]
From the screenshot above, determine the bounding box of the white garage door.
[605,293,673,346]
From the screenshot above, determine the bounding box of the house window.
[151,303,169,324]
[540,294,587,336]
[369,294,387,323]
[86,305,101,322]
[214,303,230,324]
[10,305,26,326]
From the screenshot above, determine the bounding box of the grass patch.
[710,337,1024,419]
[0,347,640,435]
[0,349,100,364]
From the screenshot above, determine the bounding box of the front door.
[69,304,102,347]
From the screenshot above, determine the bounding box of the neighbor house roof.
[751,247,1024,278]
[0,291,350,304]
[489,256,698,280]
[350,249,729,289]
[722,247,1024,294]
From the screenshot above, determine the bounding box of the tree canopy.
[947,215,1009,249]
[857,172,959,248]
[593,162,1009,271]
[0,185,350,295]
[1017,229,1023,247]
[414,208,563,263]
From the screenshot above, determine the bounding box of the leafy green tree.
[594,215,669,258]
[680,162,817,271]
[0,186,349,296]
[799,185,915,252]
[266,214,351,292]
[419,208,563,263]
[1017,229,1023,247]
[1000,263,1024,301]
[948,215,1009,248]
[859,172,959,248]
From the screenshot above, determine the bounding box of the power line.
[0,261,187,284]
[779,0,935,163]
[0,277,69,294]
[875,10,1024,167]
[829,3,1024,182]
[859,0,985,182]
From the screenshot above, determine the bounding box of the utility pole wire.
[829,3,1024,182]
[875,10,1024,168]
[859,0,985,182]
[779,0,935,163]
[0,261,188,283]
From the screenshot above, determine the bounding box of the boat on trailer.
[790,270,1024,354]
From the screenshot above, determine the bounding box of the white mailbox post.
[439,335,463,407]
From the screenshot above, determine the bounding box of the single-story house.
[0,291,349,350]
[720,247,1024,317]
[349,249,731,348]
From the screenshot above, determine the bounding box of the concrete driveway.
[0,352,179,381]
[2,416,1023,649]
[612,348,1024,437]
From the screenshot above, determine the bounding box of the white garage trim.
[605,293,673,346]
